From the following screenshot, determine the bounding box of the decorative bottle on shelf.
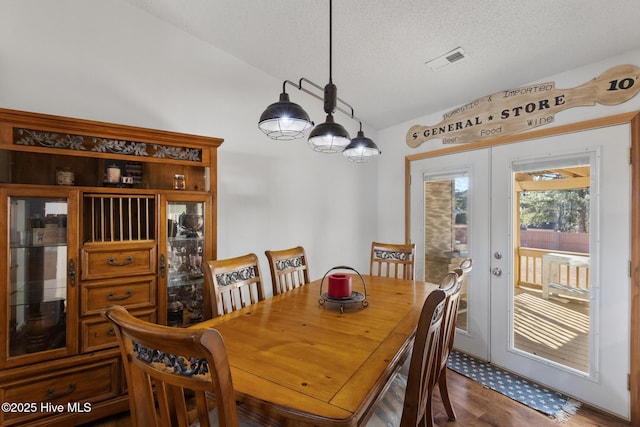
[167,293,184,327]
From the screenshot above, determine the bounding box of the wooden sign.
[406,64,640,148]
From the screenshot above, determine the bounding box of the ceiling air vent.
[425,47,469,71]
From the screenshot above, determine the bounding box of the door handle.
[68,259,76,287]
[160,253,166,278]
[492,267,502,277]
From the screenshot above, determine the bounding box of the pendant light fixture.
[342,123,383,162]
[257,81,313,140]
[257,0,380,162]
[307,0,351,153]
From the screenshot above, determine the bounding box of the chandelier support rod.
[281,78,365,126]
[329,0,333,84]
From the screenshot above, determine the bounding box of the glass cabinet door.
[165,200,206,326]
[8,195,74,360]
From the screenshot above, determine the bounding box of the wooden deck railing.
[516,247,590,298]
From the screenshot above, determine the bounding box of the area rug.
[446,350,581,421]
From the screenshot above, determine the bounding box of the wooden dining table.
[192,273,438,426]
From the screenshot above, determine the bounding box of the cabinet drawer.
[0,358,119,426]
[81,242,156,280]
[81,276,156,316]
[81,308,156,353]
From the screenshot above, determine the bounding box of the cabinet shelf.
[10,242,68,249]
[2,145,210,191]
[83,193,156,243]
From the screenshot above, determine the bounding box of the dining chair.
[366,288,447,427]
[264,246,310,295]
[370,241,416,280]
[202,253,266,319]
[458,257,473,276]
[432,270,464,421]
[102,305,265,427]
[369,262,472,427]
[437,258,473,421]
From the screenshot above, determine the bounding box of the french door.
[410,124,630,418]
[410,149,491,359]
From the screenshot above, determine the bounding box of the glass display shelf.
[165,201,206,326]
[9,197,69,357]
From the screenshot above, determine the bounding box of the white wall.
[376,48,640,241]
[4,1,637,293]
[0,0,379,294]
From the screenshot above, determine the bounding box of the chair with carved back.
[436,258,473,421]
[264,246,310,295]
[369,265,470,427]
[402,288,448,427]
[102,305,264,427]
[202,253,266,319]
[369,241,416,280]
[366,288,447,427]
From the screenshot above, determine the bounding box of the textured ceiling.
[123,0,640,130]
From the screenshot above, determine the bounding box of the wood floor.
[431,370,628,427]
[82,369,628,427]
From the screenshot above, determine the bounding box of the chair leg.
[438,367,457,420]
[420,390,435,427]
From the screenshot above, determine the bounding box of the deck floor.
[456,286,589,372]
[514,286,589,372]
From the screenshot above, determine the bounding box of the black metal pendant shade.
[342,129,381,162]
[258,92,313,140]
[308,113,351,153]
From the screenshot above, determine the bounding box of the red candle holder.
[319,266,368,313]
[327,274,352,299]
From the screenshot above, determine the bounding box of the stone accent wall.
[424,180,455,255]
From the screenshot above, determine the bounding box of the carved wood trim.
[14,128,203,162]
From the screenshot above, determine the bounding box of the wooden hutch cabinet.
[0,108,222,426]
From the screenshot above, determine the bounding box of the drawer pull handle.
[107,289,133,301]
[107,326,116,336]
[47,383,76,399]
[107,256,134,266]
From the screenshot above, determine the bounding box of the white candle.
[107,166,121,183]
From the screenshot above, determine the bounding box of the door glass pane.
[167,201,205,326]
[424,173,470,332]
[9,197,68,356]
[514,161,591,373]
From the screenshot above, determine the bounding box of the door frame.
[404,111,640,425]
